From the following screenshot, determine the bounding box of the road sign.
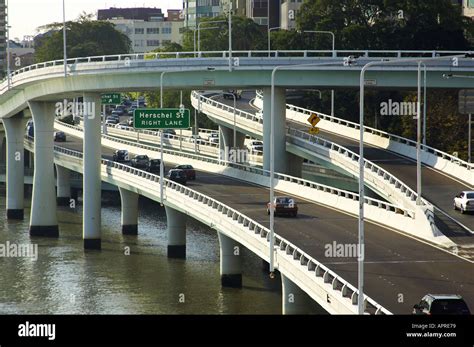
[309,127,320,135]
[133,108,191,129]
[458,89,474,114]
[307,113,321,127]
[101,93,121,105]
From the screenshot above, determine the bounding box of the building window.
[146,28,160,34]
[162,27,172,34]
[135,28,144,35]
[147,40,160,46]
[134,40,144,47]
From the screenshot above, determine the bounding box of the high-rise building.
[98,8,184,53]
[183,0,224,29]
[280,0,303,30]
[244,0,279,28]
[0,0,6,77]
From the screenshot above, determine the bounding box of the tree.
[181,15,266,52]
[35,14,130,62]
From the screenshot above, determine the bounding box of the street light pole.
[6,0,10,90]
[268,27,280,57]
[197,20,226,52]
[416,62,423,205]
[180,90,183,151]
[469,113,472,163]
[160,71,166,206]
[228,2,232,71]
[303,30,337,117]
[63,0,67,78]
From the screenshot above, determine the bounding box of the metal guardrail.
[24,135,391,315]
[4,49,473,82]
[54,120,414,218]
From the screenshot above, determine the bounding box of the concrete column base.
[167,245,186,259]
[221,274,242,288]
[122,224,138,235]
[30,225,59,238]
[84,239,101,250]
[57,197,70,207]
[7,209,24,220]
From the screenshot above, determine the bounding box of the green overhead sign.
[101,93,121,105]
[133,108,191,129]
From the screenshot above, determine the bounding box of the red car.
[267,196,298,217]
[175,165,196,180]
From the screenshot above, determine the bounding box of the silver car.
[453,190,474,214]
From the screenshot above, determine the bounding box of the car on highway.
[247,140,263,153]
[115,122,129,130]
[209,137,219,145]
[105,119,119,126]
[166,169,187,185]
[163,129,176,138]
[413,294,471,315]
[189,135,205,144]
[223,89,242,100]
[112,150,130,163]
[267,196,298,217]
[131,155,150,170]
[453,191,474,214]
[148,159,163,174]
[53,131,66,142]
[175,164,196,180]
[207,132,219,141]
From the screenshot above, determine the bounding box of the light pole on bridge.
[302,30,337,117]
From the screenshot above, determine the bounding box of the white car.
[207,133,219,141]
[453,191,474,214]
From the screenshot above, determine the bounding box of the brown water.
[0,188,282,314]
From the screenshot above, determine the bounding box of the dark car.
[26,124,34,138]
[413,294,471,315]
[131,155,150,170]
[54,131,66,142]
[112,150,130,163]
[148,159,164,174]
[267,196,298,217]
[166,169,187,185]
[223,89,242,100]
[175,164,196,180]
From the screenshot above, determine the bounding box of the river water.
[0,188,282,314]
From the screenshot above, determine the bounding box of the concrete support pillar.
[3,117,27,220]
[119,187,139,235]
[0,131,5,164]
[263,87,287,173]
[56,165,71,206]
[287,153,303,177]
[217,232,242,288]
[165,205,186,258]
[281,274,314,314]
[28,102,58,237]
[83,93,102,250]
[219,125,232,151]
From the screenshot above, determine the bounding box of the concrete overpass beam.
[218,232,242,288]
[83,93,102,250]
[56,165,71,207]
[3,117,27,220]
[281,274,314,314]
[262,87,287,173]
[119,187,139,235]
[28,102,58,237]
[165,205,186,258]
